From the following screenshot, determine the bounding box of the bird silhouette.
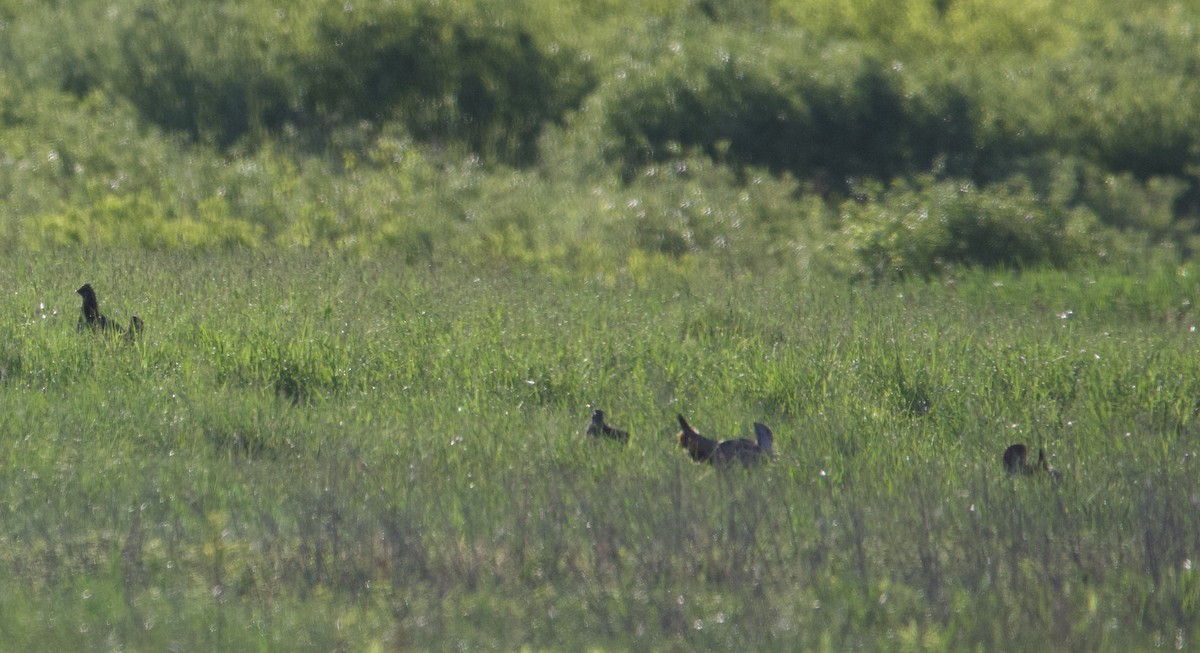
[586,408,630,444]
[77,283,118,332]
[676,414,773,466]
[77,283,141,341]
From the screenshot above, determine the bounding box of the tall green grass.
[0,251,1196,650]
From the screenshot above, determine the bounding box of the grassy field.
[0,251,1196,651]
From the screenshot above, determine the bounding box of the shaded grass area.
[0,252,1197,650]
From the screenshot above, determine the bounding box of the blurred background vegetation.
[1,0,1198,278]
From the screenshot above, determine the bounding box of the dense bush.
[304,4,595,165]
[841,175,1082,279]
[968,30,1200,184]
[41,4,302,148]
[582,32,975,187]
[15,2,592,159]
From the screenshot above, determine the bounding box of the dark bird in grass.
[676,414,774,466]
[77,283,117,332]
[77,283,142,341]
[1003,443,1061,481]
[586,408,630,444]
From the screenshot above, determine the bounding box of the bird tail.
[124,316,144,342]
[677,414,693,434]
[754,422,774,458]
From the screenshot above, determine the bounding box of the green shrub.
[989,155,1198,260]
[43,4,301,148]
[608,153,828,273]
[963,12,1200,185]
[771,0,945,52]
[1046,18,1200,179]
[25,192,263,250]
[584,30,976,189]
[841,175,1083,279]
[303,3,595,165]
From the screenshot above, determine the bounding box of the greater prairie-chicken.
[586,409,630,445]
[77,283,142,342]
[676,414,773,466]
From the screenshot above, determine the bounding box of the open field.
[0,253,1196,651]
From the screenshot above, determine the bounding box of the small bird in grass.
[77,283,142,342]
[676,414,774,466]
[1003,443,1061,481]
[586,408,630,445]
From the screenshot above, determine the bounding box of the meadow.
[0,253,1196,651]
[2,0,1200,650]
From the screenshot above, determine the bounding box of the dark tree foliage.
[58,6,297,148]
[600,48,977,190]
[304,5,595,165]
